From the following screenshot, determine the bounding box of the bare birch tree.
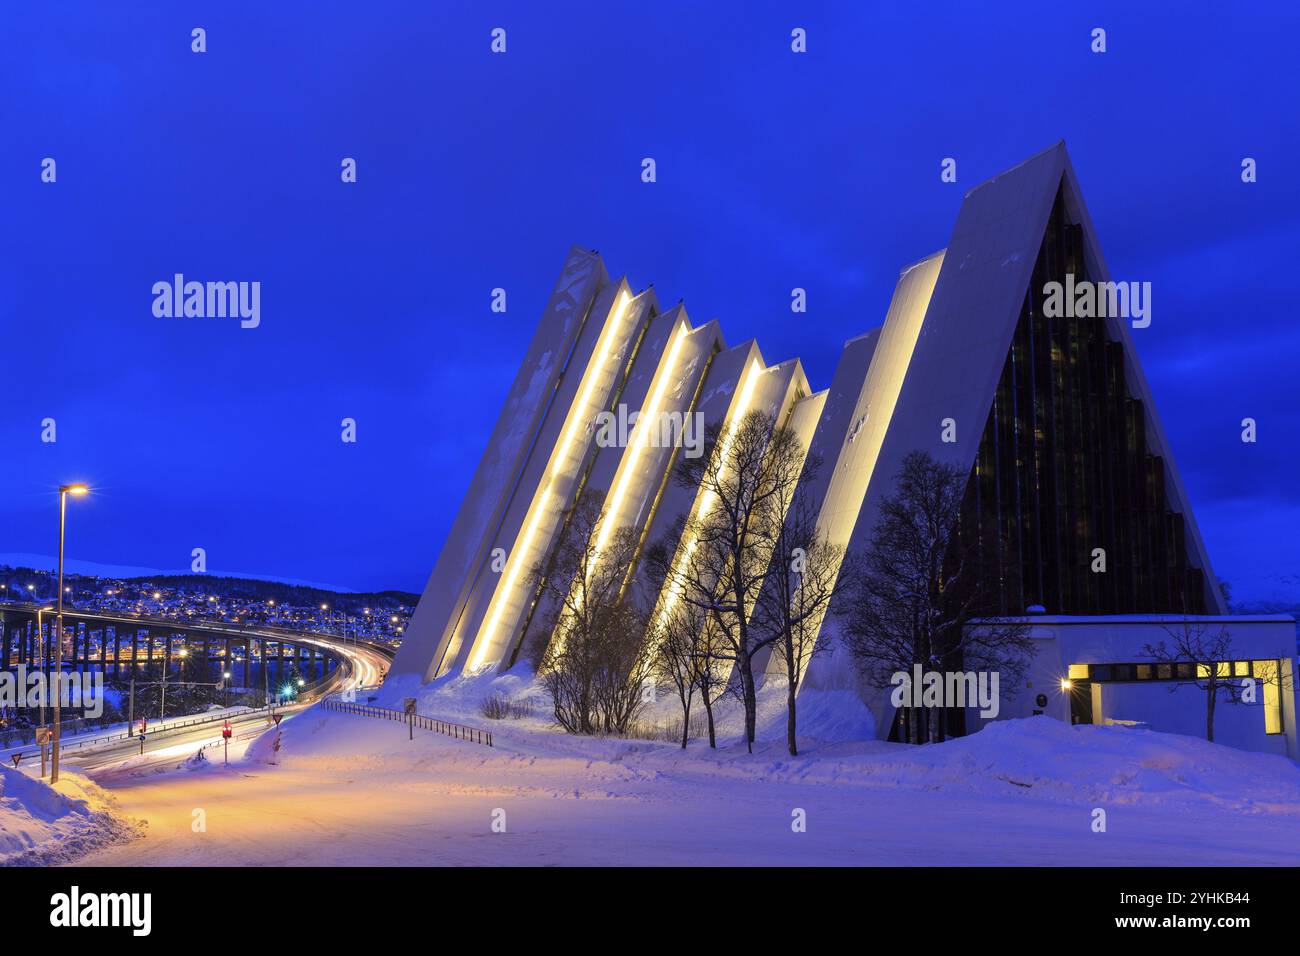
[536,489,651,735]
[840,450,1032,744]
[751,468,850,756]
[657,409,808,752]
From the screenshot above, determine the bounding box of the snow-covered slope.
[0,766,139,866]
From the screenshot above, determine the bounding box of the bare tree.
[1142,618,1291,744]
[656,410,808,752]
[645,542,732,749]
[535,489,651,735]
[751,475,850,756]
[650,601,702,748]
[840,450,1032,744]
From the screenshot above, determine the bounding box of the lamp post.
[35,605,53,728]
[51,483,88,785]
[223,669,232,708]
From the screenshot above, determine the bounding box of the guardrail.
[322,697,492,747]
[0,705,272,764]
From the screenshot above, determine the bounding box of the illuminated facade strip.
[464,291,637,672]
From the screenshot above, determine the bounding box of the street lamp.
[222,670,232,708]
[51,483,88,785]
[35,605,53,729]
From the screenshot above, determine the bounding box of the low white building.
[980,614,1298,758]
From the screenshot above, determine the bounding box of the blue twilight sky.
[1,2,1297,599]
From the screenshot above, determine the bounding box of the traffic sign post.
[137,730,146,755]
[36,727,51,778]
[404,698,416,740]
[222,721,232,765]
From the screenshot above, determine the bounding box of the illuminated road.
[0,607,392,774]
[65,628,391,775]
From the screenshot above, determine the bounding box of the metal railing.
[322,697,492,747]
[1,704,267,761]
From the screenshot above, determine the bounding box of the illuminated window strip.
[550,317,693,657]
[471,487,551,671]
[653,356,764,635]
[593,317,690,558]
[466,291,631,671]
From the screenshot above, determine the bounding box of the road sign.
[271,713,283,725]
[11,754,21,767]
[403,697,417,716]
[35,727,51,746]
[222,722,232,739]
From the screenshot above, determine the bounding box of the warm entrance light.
[1060,678,1073,692]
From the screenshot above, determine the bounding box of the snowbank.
[272,686,1300,821]
[0,766,140,866]
[371,664,876,748]
[864,718,1300,812]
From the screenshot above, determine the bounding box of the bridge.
[0,601,390,692]
[0,601,393,766]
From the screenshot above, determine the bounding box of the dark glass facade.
[961,183,1207,616]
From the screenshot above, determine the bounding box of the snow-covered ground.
[0,765,140,866]
[58,669,1300,867]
